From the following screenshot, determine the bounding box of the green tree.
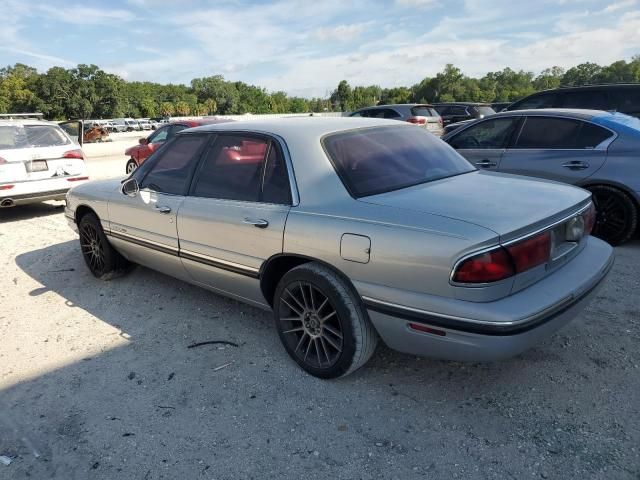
[174,101,190,116]
[160,102,174,116]
[561,62,602,86]
[533,66,565,91]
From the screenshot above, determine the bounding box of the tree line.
[0,57,638,120]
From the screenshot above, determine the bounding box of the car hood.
[359,171,591,240]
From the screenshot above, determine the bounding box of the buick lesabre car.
[65,118,613,378]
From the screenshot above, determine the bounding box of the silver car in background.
[349,104,444,136]
[64,118,613,378]
[443,108,640,245]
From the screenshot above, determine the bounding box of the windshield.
[0,124,71,149]
[323,126,475,198]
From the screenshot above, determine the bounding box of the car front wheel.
[589,185,638,246]
[79,212,131,280]
[273,263,378,378]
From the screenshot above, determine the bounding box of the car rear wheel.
[273,263,378,378]
[126,159,138,174]
[79,213,131,280]
[589,185,638,246]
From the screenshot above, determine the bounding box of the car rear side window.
[448,117,519,149]
[323,126,475,198]
[608,88,640,116]
[139,135,208,195]
[558,90,608,110]
[575,122,613,148]
[510,93,556,110]
[262,144,292,205]
[410,106,438,117]
[191,135,268,202]
[515,117,611,149]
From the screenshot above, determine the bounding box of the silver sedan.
[65,118,614,378]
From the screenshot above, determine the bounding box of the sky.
[0,0,639,97]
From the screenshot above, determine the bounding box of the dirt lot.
[0,150,639,479]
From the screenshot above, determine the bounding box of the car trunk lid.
[359,171,591,242]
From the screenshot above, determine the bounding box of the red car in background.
[124,119,233,173]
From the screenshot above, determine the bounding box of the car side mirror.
[139,137,149,145]
[122,177,139,197]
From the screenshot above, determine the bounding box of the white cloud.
[603,0,637,12]
[312,23,368,42]
[37,5,136,25]
[395,0,440,7]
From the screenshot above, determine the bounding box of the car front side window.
[448,117,519,149]
[139,135,208,195]
[148,126,169,143]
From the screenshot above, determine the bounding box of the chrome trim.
[449,202,592,287]
[179,248,260,276]
[363,294,578,329]
[106,230,179,255]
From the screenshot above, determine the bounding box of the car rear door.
[498,116,611,184]
[446,116,521,171]
[177,133,293,307]
[107,134,209,280]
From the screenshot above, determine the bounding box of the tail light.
[0,156,7,165]
[453,231,552,284]
[582,202,596,235]
[438,117,443,127]
[506,231,551,273]
[406,117,426,125]
[67,176,89,182]
[0,184,14,190]
[63,149,85,160]
[453,248,514,283]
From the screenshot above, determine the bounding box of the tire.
[273,263,378,379]
[588,185,638,246]
[78,212,131,280]
[126,159,138,174]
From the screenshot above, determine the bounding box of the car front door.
[178,133,294,307]
[446,116,521,171]
[107,134,210,280]
[498,116,611,184]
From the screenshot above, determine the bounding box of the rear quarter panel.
[282,201,498,299]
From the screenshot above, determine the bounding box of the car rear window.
[0,125,71,149]
[475,106,496,116]
[411,106,438,117]
[323,126,475,198]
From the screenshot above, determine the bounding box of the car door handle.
[243,218,269,228]
[155,205,171,214]
[562,161,590,170]
[475,159,497,168]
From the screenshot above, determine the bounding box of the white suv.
[0,118,89,207]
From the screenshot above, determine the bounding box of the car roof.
[433,102,492,106]
[185,116,403,137]
[532,83,640,94]
[0,119,58,127]
[171,118,235,128]
[356,103,435,109]
[491,108,608,120]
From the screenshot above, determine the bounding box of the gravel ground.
[0,152,638,479]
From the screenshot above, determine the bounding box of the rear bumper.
[1,175,89,207]
[1,188,69,207]
[363,236,614,361]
